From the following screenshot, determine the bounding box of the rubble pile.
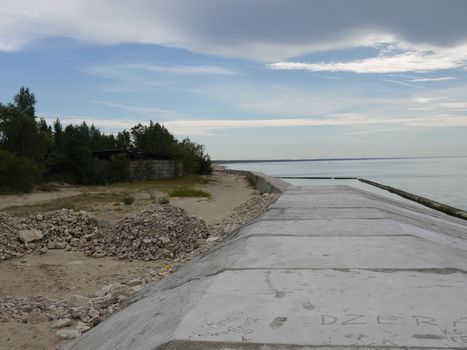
[0,296,68,323]
[24,209,100,251]
[82,205,213,260]
[0,213,33,260]
[0,209,99,261]
[0,272,168,340]
[1,205,214,262]
[219,193,278,235]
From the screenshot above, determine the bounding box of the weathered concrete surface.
[61,185,467,350]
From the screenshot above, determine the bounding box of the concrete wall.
[220,168,290,193]
[129,159,183,180]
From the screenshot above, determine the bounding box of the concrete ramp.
[61,185,467,350]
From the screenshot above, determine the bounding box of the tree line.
[0,87,212,192]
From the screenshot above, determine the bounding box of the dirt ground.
[0,171,257,350]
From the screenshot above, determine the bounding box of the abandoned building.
[91,149,183,179]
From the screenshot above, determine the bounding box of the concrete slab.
[61,185,467,350]
[238,218,406,237]
[177,269,467,349]
[262,207,387,220]
[270,193,379,208]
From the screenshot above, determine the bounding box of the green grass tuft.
[168,187,211,198]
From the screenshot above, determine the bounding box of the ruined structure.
[92,149,182,179]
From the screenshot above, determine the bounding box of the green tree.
[14,87,36,117]
[116,130,131,149]
[131,121,178,154]
[178,138,212,175]
[0,104,48,160]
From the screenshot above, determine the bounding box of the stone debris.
[80,205,213,260]
[0,209,98,261]
[56,329,81,340]
[1,205,213,262]
[51,318,72,329]
[0,274,166,336]
[18,229,43,243]
[218,193,278,235]
[0,213,31,260]
[0,296,68,324]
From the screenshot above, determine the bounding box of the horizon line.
[214,155,467,164]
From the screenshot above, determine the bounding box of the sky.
[1,0,467,160]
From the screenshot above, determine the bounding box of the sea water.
[223,157,467,211]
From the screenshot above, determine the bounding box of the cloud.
[409,77,457,82]
[87,64,237,76]
[84,63,237,91]
[2,1,467,61]
[44,113,467,137]
[343,128,403,136]
[267,44,467,73]
[382,79,423,89]
[93,101,185,119]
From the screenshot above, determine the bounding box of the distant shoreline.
[213,155,465,164]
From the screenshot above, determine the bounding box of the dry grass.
[2,175,213,217]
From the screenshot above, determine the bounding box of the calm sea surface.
[223,157,467,211]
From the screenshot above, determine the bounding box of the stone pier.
[62,185,467,350]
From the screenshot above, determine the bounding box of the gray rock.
[51,318,72,329]
[91,295,114,309]
[75,321,92,333]
[159,236,171,245]
[69,238,80,247]
[87,308,99,318]
[126,279,143,287]
[18,229,43,243]
[56,329,81,340]
[68,295,91,308]
[47,240,57,249]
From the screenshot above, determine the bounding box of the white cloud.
[93,101,185,119]
[382,79,423,89]
[44,113,467,137]
[409,77,457,82]
[87,64,237,76]
[84,63,237,92]
[196,83,390,118]
[343,128,403,136]
[438,102,467,110]
[267,44,467,73]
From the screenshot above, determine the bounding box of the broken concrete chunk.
[75,321,92,333]
[56,329,81,340]
[18,229,43,244]
[50,318,72,329]
[67,295,91,308]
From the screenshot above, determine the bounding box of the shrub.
[159,196,169,205]
[245,174,256,188]
[0,150,42,192]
